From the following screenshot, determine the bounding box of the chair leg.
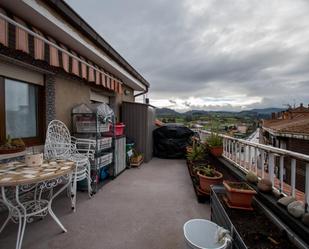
[87,161,92,198]
[71,167,77,212]
[66,183,71,198]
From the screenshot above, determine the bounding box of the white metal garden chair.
[44,120,95,211]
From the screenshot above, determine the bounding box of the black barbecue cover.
[153,125,194,159]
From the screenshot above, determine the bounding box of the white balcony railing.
[199,130,309,211]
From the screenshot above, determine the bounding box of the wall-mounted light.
[124,89,131,95]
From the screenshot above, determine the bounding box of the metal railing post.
[269,153,275,186]
[261,150,265,178]
[254,147,258,174]
[279,156,284,194]
[291,159,296,198]
[248,146,252,171]
[238,143,241,166]
[305,163,309,212]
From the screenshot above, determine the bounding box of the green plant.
[5,135,12,147]
[186,140,205,161]
[0,135,25,152]
[132,149,143,158]
[198,165,217,177]
[192,163,208,174]
[206,132,223,147]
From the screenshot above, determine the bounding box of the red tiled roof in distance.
[263,104,309,135]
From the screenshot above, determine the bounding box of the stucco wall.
[111,85,134,122]
[54,76,134,127]
[122,85,135,102]
[0,60,44,85]
[54,76,90,128]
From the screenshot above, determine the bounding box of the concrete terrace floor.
[0,158,210,249]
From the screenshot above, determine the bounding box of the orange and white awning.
[0,8,123,94]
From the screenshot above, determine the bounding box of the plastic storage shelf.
[76,117,110,133]
[95,153,113,168]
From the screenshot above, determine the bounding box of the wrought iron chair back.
[44,120,72,160]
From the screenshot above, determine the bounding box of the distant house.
[261,103,309,191]
[236,124,248,134]
[191,124,203,129]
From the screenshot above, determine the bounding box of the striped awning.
[0,8,122,94]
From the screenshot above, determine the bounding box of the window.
[0,77,44,145]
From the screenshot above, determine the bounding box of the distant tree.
[185,115,192,122]
[162,118,167,123]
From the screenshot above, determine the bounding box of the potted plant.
[223,181,257,209]
[0,135,25,154]
[186,140,206,163]
[186,141,206,175]
[186,145,193,154]
[205,133,223,157]
[197,165,223,194]
[130,150,143,167]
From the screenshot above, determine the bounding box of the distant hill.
[156,108,181,117]
[156,107,284,119]
[249,108,284,115]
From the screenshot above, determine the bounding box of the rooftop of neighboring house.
[263,103,309,136]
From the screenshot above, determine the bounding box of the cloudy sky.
[66,0,309,112]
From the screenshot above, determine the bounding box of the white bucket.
[183,219,228,249]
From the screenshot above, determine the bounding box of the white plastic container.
[25,153,43,167]
[183,219,228,249]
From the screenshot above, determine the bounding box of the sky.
[66,0,309,112]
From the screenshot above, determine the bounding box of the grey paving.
[0,158,210,249]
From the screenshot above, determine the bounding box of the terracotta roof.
[263,113,309,135]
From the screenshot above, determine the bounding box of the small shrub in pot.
[197,165,223,194]
[205,133,223,157]
[186,140,206,163]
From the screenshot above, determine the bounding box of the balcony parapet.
[199,129,309,211]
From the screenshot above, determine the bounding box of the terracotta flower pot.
[223,181,256,209]
[209,146,223,157]
[130,155,143,167]
[197,170,223,194]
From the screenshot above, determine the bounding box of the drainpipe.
[134,87,148,98]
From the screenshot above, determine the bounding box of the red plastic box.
[115,123,125,136]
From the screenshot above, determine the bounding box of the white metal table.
[0,160,75,249]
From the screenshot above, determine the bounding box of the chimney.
[271,112,276,119]
[277,112,281,118]
[300,103,303,108]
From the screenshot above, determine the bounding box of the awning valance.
[0,9,123,94]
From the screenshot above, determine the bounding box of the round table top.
[0,160,75,187]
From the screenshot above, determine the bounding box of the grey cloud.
[66,0,309,110]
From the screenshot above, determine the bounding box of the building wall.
[0,58,134,135]
[0,60,44,85]
[111,85,134,122]
[54,75,132,127]
[287,138,309,155]
[261,129,308,192]
[54,76,91,129]
[277,137,307,192]
[287,138,308,192]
